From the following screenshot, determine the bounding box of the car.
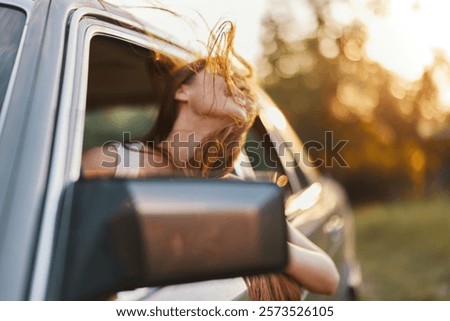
[0,0,361,300]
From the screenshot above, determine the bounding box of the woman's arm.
[284,222,340,295]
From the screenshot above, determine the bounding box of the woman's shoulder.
[82,145,118,178]
[81,143,178,179]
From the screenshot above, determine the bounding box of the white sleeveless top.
[114,143,143,178]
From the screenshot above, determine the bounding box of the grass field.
[354,194,450,300]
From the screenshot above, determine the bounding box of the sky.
[109,0,450,85]
[361,0,450,81]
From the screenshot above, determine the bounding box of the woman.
[82,23,339,300]
[83,59,254,179]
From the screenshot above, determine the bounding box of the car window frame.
[68,17,194,183]
[256,100,303,193]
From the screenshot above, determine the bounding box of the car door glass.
[0,5,26,112]
[244,117,293,197]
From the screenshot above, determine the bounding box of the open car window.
[83,35,179,151]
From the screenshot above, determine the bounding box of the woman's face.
[177,69,253,123]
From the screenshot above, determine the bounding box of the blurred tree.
[258,0,450,203]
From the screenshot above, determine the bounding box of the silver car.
[0,0,361,300]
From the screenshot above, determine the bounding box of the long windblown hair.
[143,20,258,178]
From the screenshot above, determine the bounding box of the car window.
[244,117,293,197]
[83,35,179,151]
[0,5,26,112]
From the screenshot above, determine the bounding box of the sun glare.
[363,0,450,81]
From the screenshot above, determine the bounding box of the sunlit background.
[107,0,450,300]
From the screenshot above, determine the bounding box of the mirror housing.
[56,179,287,299]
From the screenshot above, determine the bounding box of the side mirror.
[55,179,287,300]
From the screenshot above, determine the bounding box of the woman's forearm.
[283,222,340,295]
[284,242,340,295]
